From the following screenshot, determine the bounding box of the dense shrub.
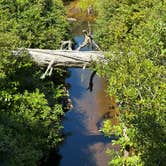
[0,0,68,165]
[95,0,166,165]
[0,0,69,49]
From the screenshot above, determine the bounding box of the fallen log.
[14,48,105,79]
[26,48,105,68]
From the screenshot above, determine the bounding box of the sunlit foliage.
[0,0,69,49]
[0,0,68,165]
[95,0,166,165]
[79,0,95,11]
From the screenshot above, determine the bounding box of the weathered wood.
[14,48,105,79]
[27,48,105,68]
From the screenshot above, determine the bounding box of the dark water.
[59,67,114,166]
[58,7,116,164]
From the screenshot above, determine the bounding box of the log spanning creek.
[57,2,116,165]
[57,35,116,166]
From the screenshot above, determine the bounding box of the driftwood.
[24,49,105,79]
[60,40,72,50]
[27,49,105,67]
[13,48,105,79]
[77,23,101,51]
[13,23,104,79]
[67,17,77,22]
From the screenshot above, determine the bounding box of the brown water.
[58,2,116,165]
[59,68,115,166]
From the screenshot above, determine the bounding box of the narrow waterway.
[58,2,116,165]
[59,68,114,166]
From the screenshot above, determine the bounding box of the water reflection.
[58,22,116,165]
[59,68,114,166]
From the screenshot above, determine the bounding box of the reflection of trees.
[59,68,113,166]
[87,70,97,92]
[40,149,62,166]
[95,79,119,125]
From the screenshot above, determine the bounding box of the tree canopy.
[0,0,69,49]
[95,0,166,165]
[0,0,68,165]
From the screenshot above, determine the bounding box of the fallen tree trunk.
[27,48,105,68]
[14,48,106,79]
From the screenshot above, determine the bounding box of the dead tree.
[76,23,101,51]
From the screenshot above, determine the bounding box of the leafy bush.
[95,0,166,165]
[0,0,68,165]
[79,0,96,11]
[0,0,69,49]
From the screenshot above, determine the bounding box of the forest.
[0,0,165,166]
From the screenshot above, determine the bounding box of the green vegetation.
[95,0,166,165]
[0,0,68,165]
[0,0,69,49]
[79,0,95,11]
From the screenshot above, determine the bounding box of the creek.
[59,67,114,166]
[58,20,115,165]
[46,2,116,165]
[40,10,116,166]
